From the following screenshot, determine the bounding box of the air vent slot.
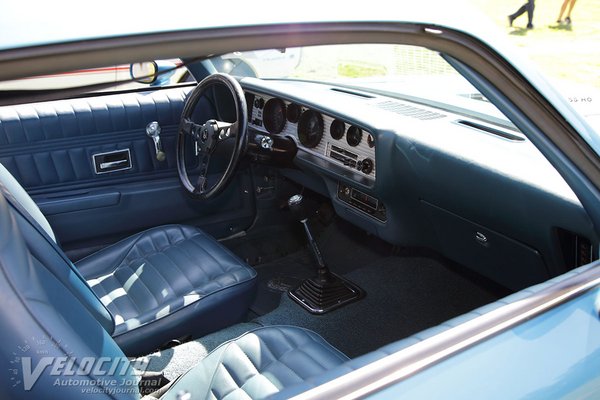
[376,100,446,120]
[557,228,595,270]
[457,119,524,142]
[330,88,374,98]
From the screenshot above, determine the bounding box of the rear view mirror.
[130,62,158,84]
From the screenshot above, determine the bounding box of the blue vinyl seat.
[0,184,345,398]
[0,163,257,356]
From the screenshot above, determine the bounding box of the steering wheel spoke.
[193,153,211,194]
[181,118,202,137]
[176,73,248,200]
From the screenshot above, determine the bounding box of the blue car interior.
[1,178,595,398]
[0,51,598,398]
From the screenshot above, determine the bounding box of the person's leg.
[557,0,569,21]
[567,0,577,15]
[526,0,535,28]
[509,3,528,26]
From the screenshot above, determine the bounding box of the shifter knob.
[288,194,309,222]
[288,194,303,210]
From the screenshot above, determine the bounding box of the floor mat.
[254,256,498,358]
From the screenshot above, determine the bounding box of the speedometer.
[263,98,286,134]
[297,110,323,148]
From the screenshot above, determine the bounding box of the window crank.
[146,121,166,161]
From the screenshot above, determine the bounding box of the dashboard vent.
[457,120,524,142]
[375,100,446,120]
[330,88,374,98]
[557,228,595,270]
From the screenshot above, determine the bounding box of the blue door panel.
[37,190,121,214]
[0,88,191,192]
[38,173,255,249]
[368,287,600,399]
[0,86,256,249]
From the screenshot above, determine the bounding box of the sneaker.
[565,17,572,25]
[527,23,534,29]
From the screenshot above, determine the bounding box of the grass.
[467,0,600,89]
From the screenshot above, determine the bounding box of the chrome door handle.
[100,159,128,169]
[93,149,132,174]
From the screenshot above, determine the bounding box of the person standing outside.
[557,0,577,25]
[509,0,536,29]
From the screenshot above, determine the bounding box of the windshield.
[211,45,511,124]
[210,43,599,132]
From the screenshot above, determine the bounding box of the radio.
[328,145,374,176]
[337,183,386,222]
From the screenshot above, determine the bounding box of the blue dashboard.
[241,77,597,290]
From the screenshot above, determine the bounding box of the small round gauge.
[361,158,374,175]
[346,125,363,147]
[330,119,345,140]
[297,110,324,148]
[367,134,375,148]
[287,103,302,123]
[263,98,286,134]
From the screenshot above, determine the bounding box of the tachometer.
[330,119,345,140]
[346,125,363,147]
[297,110,324,148]
[263,98,286,134]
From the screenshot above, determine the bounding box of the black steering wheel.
[176,73,248,199]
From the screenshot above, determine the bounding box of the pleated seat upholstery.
[77,224,257,355]
[160,326,349,400]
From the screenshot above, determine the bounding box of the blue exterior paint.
[368,287,600,399]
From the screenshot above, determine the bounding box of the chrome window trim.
[292,263,600,400]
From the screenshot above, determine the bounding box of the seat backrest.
[0,191,140,399]
[0,162,55,241]
[0,165,115,334]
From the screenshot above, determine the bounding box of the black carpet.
[248,217,393,315]
[254,256,499,358]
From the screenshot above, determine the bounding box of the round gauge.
[263,98,286,134]
[297,110,324,148]
[287,103,302,123]
[367,134,375,148]
[330,119,345,140]
[361,158,374,175]
[346,125,363,147]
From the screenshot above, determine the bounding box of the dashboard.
[238,77,598,291]
[247,93,377,180]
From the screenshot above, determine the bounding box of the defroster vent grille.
[376,100,446,121]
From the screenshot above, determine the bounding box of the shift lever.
[287,194,364,314]
[288,195,328,279]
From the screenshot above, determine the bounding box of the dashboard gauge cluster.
[262,98,286,134]
[248,92,376,180]
[297,110,324,148]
